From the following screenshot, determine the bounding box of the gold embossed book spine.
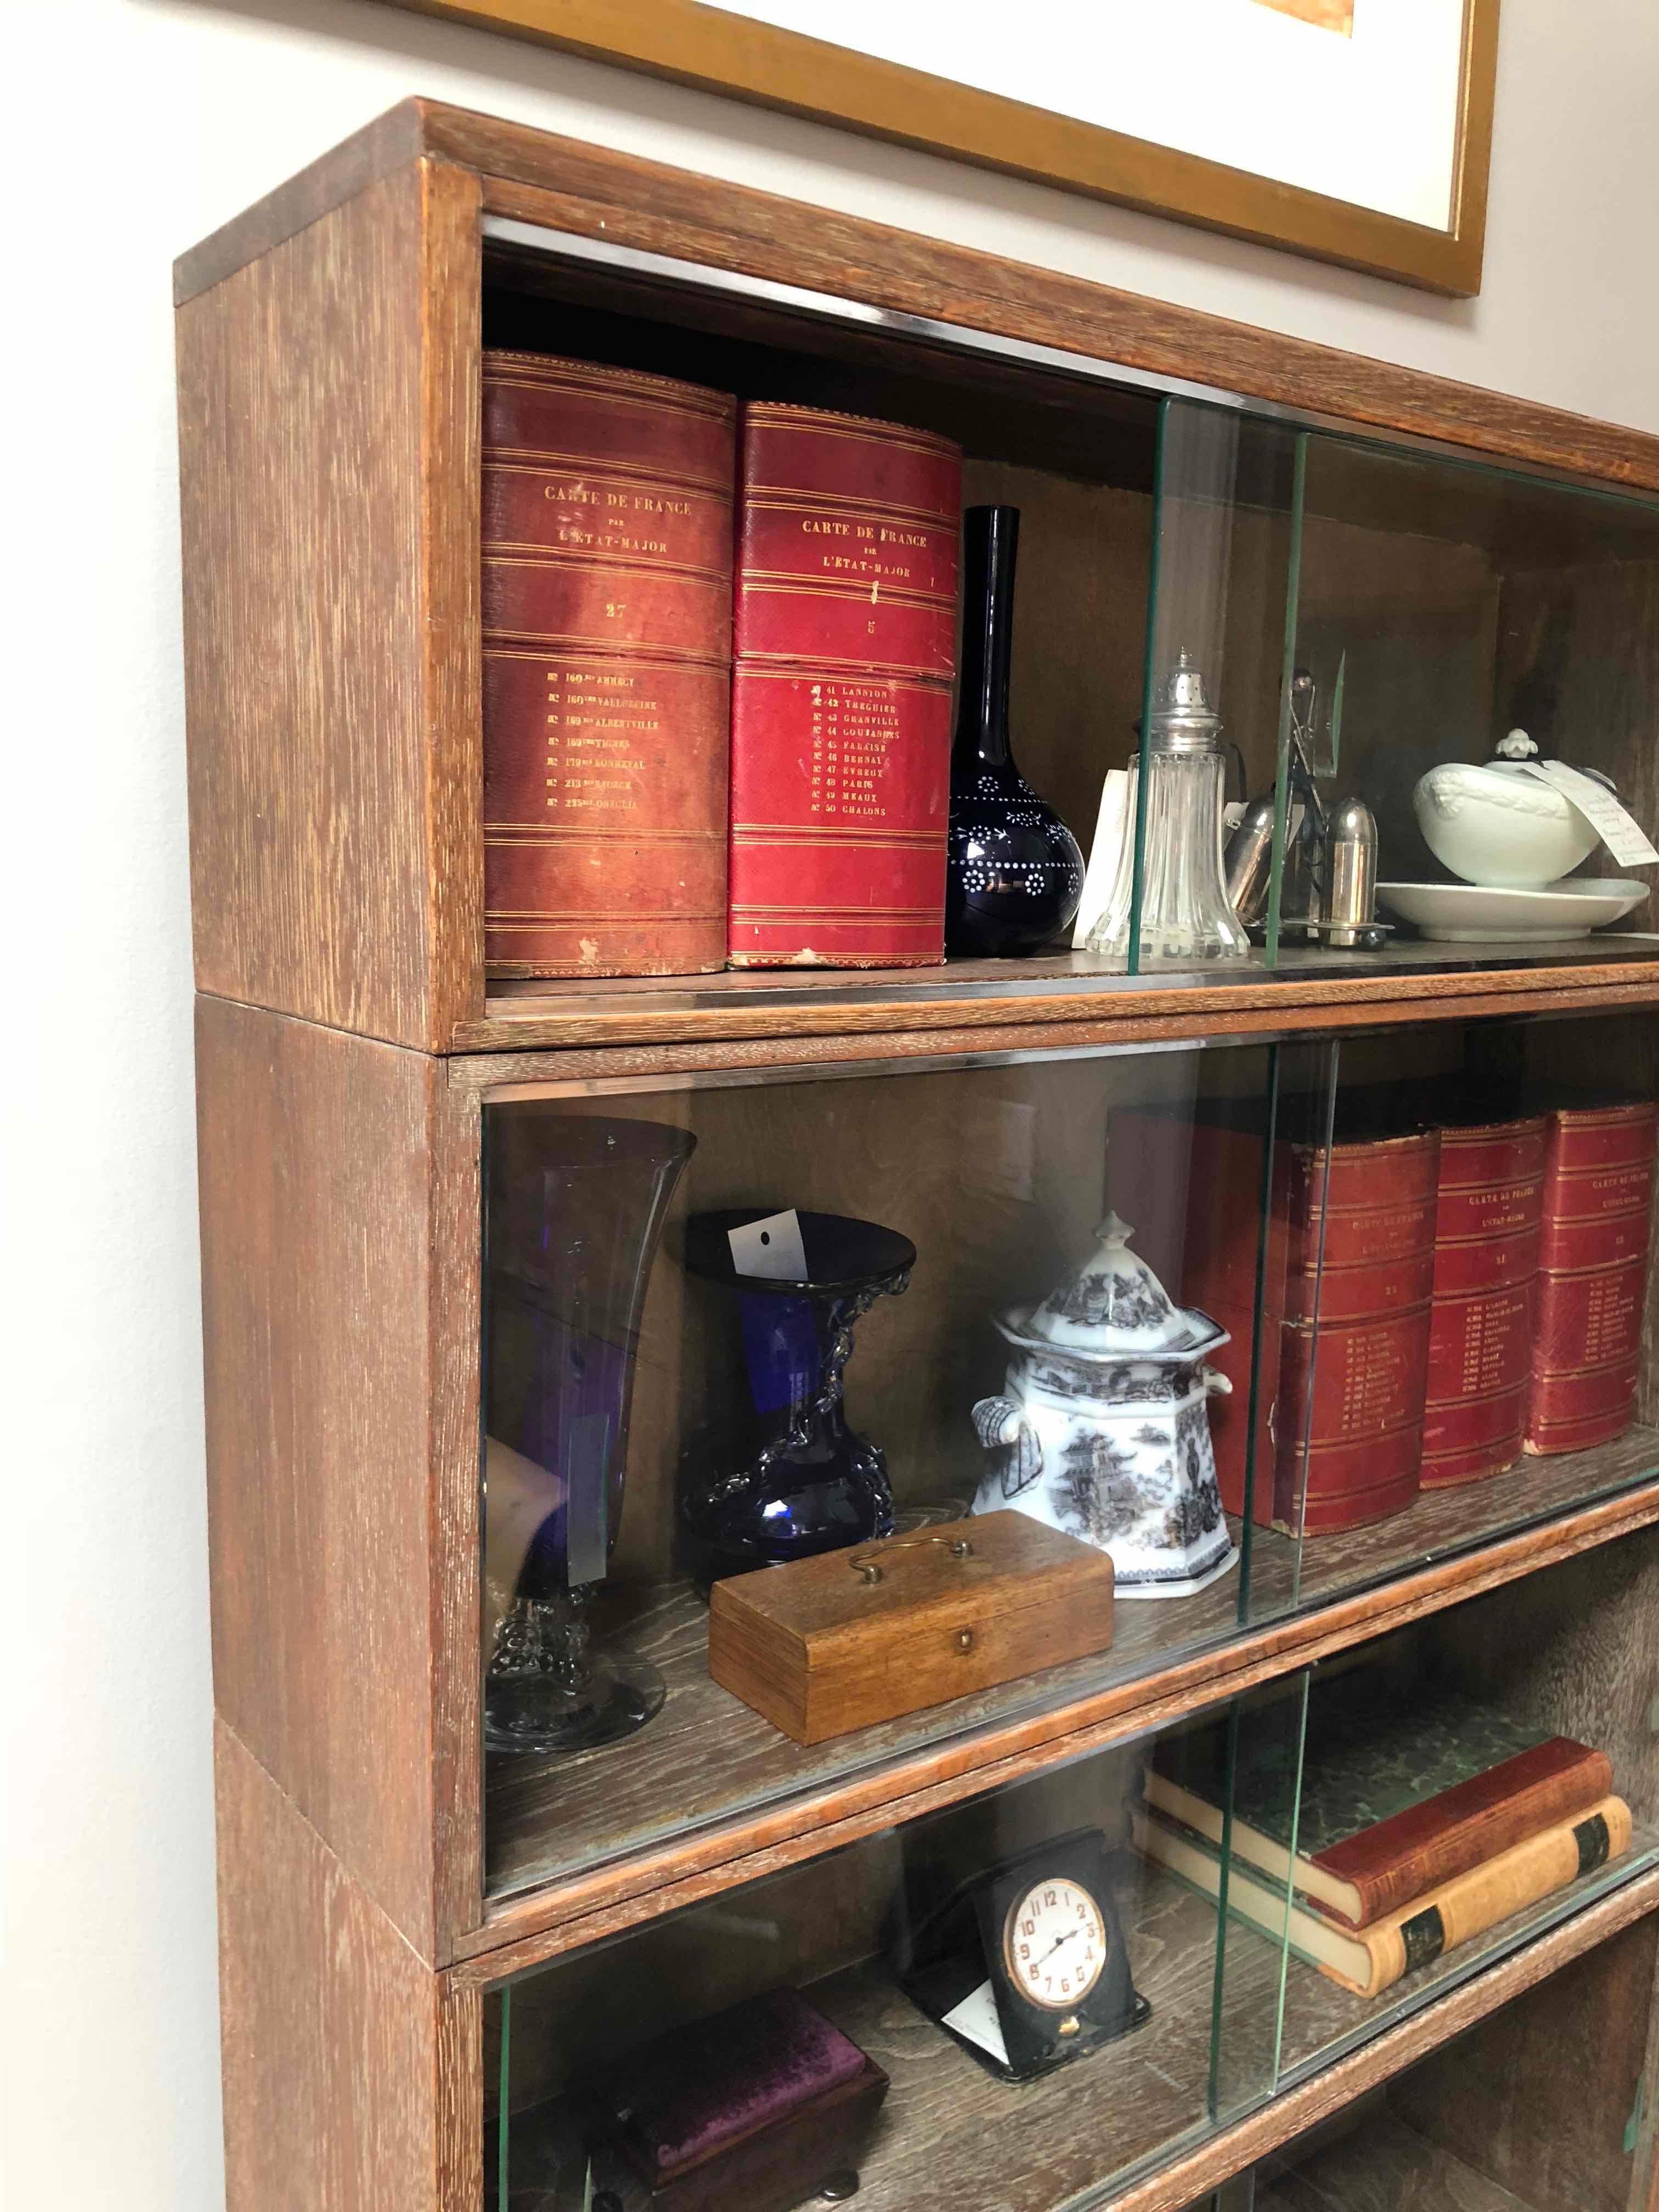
[1278,1130,1441,1534]
[481,351,737,977]
[1524,1101,1659,1455]
[727,403,961,968]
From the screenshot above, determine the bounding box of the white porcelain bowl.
[1413,761,1599,888]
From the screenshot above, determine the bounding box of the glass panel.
[484,1694,1301,2212]
[479,1037,1328,1901]
[1088,398,1306,975]
[1254,1007,1659,1628]
[484,1533,1659,2212]
[1165,1673,1309,2127]
[1265,422,1659,978]
[1135,394,1659,985]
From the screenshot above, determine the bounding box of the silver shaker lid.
[1147,649,1223,755]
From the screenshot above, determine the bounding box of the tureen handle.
[971,1395,1045,1499]
[1200,1365,1233,1397]
[972,1395,1024,1448]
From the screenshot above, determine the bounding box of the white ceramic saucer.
[1376,878,1650,942]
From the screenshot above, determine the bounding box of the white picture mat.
[704,0,1466,229]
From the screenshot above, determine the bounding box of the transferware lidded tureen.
[969,1214,1238,1599]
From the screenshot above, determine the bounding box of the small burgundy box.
[586,1988,889,2212]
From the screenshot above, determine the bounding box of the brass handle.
[847,1532,975,1587]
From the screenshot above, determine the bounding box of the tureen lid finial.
[1005,1210,1227,1359]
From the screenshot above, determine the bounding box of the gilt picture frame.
[389,0,1499,295]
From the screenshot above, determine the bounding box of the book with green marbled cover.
[1146,1669,1611,1927]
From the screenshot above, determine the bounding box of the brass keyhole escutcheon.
[955,1628,975,1654]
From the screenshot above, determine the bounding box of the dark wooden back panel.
[177,159,482,1051]
[1390,1912,1659,2212]
[197,996,482,1957]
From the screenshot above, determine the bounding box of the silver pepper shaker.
[1223,792,1278,928]
[1323,795,1378,947]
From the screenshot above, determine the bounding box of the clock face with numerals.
[1001,1877,1109,2012]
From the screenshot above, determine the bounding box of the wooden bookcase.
[177,100,1659,2212]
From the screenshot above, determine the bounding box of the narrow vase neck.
[955,505,1018,770]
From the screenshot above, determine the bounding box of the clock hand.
[1034,1928,1081,1969]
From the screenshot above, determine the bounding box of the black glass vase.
[678,1209,914,1587]
[945,504,1085,957]
[482,1111,695,1756]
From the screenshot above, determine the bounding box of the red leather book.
[1523,1101,1658,1456]
[1148,1680,1615,1932]
[481,351,737,977]
[1277,1130,1440,1533]
[728,403,961,968]
[1105,1105,1291,1527]
[1421,1114,1547,1489]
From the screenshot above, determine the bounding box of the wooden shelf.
[478,1431,1659,1954]
[456,945,1659,1061]
[493,1848,1659,2212]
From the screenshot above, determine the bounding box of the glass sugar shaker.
[1086,651,1252,962]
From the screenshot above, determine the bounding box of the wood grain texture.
[430,1070,487,1950]
[465,1448,1659,1974]
[438,117,1659,493]
[707,1514,1117,1745]
[177,104,1659,494]
[1257,2110,1537,2210]
[459,958,1659,1059]
[1391,1913,1659,2212]
[177,159,483,1052]
[197,998,481,1960]
[174,105,426,303]
[216,1719,453,2212]
[438,1976,487,2212]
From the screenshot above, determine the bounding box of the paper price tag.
[1518,761,1659,868]
[727,1207,809,1282]
[942,1978,1011,2067]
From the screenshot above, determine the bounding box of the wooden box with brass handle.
[706,1512,1115,1745]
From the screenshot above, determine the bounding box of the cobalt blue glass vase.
[678,1209,914,1587]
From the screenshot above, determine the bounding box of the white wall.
[5,2,1659,2204]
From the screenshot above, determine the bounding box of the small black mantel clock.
[899,1829,1149,2083]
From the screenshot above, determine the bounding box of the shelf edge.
[448,971,1659,1080]
[457,1473,1659,1979]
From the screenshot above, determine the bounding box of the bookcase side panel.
[432,1070,486,1953]
[198,996,464,1954]
[216,1718,449,2212]
[177,157,483,1051]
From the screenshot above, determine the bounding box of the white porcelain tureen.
[969,1214,1238,1599]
